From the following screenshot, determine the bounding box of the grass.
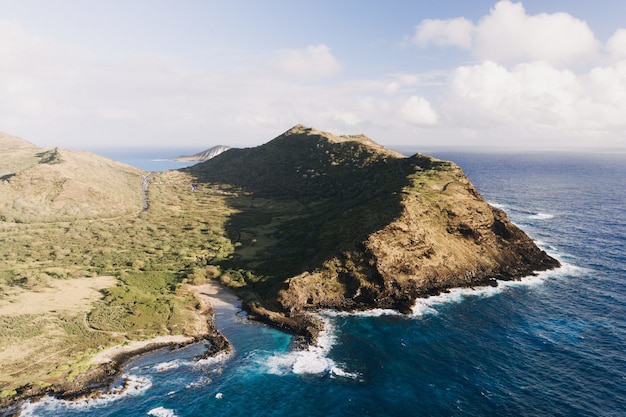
[0,167,238,391]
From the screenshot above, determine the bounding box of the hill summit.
[184,125,559,325]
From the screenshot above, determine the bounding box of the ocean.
[20,150,626,416]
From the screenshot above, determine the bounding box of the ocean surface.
[20,150,626,416]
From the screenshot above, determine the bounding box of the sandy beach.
[191,281,242,310]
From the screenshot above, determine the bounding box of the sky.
[2,0,626,151]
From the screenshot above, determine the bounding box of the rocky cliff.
[186,125,559,328]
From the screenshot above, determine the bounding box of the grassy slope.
[0,138,235,393]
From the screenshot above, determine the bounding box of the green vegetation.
[0,168,236,391]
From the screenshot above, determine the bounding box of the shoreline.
[0,281,238,416]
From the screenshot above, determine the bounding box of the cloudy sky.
[2,0,626,150]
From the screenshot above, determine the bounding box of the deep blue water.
[20,151,626,417]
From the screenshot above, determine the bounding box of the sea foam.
[19,375,152,416]
[528,212,555,220]
[263,316,358,379]
[410,256,583,317]
[148,406,178,417]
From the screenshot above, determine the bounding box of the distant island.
[0,125,559,411]
[171,145,231,162]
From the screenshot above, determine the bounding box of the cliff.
[186,125,559,325]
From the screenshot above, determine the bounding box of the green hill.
[185,125,559,319]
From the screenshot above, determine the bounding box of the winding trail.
[141,171,155,213]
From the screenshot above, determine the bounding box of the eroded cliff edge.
[186,125,559,336]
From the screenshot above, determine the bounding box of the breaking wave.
[19,375,152,416]
[261,316,358,379]
[147,406,178,417]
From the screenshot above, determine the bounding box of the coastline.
[0,281,237,416]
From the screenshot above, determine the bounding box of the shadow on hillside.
[182,142,435,306]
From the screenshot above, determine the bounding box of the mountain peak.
[280,125,405,158]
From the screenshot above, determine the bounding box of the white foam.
[263,316,358,379]
[148,406,178,417]
[185,376,213,389]
[489,202,507,209]
[325,308,402,318]
[195,351,232,368]
[409,258,584,317]
[410,285,501,316]
[528,212,554,220]
[19,375,152,415]
[153,359,186,372]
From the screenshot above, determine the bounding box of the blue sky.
[1,1,626,150]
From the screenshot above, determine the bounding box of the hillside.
[0,134,145,222]
[185,125,559,324]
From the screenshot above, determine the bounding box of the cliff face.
[187,125,559,316]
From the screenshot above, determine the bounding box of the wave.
[325,308,403,318]
[261,316,359,379]
[153,359,186,372]
[148,406,178,417]
[528,212,554,220]
[19,375,152,416]
[410,258,585,317]
[185,376,214,390]
[195,351,232,368]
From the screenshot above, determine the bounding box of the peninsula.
[0,126,559,411]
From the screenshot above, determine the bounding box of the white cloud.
[607,29,626,61]
[445,61,579,127]
[413,17,474,49]
[413,1,600,68]
[401,96,438,125]
[473,1,599,67]
[269,44,341,79]
[440,59,626,146]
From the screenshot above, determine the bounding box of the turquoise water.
[17,151,626,417]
